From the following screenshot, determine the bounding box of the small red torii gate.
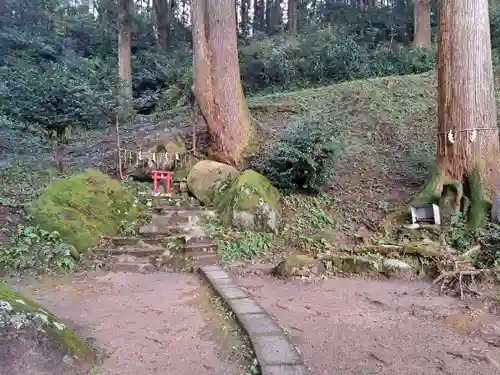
[152,170,173,195]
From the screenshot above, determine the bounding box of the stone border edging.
[198,264,314,375]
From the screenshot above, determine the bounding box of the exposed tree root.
[432,267,500,299]
[247,102,298,113]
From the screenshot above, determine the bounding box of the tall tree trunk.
[191,0,252,166]
[240,0,249,37]
[435,0,499,227]
[153,0,173,50]
[414,0,431,47]
[118,0,133,101]
[254,0,265,33]
[272,0,282,33]
[287,0,297,36]
[266,0,272,33]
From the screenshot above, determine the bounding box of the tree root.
[432,267,500,299]
[247,102,298,113]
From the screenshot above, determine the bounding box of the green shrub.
[262,117,346,194]
[31,169,141,253]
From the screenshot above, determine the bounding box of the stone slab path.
[200,265,313,375]
[237,275,500,375]
[15,272,245,375]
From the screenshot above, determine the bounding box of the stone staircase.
[96,193,220,272]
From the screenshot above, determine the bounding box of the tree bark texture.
[118,0,133,99]
[414,0,431,47]
[153,0,173,50]
[287,0,297,36]
[436,0,500,198]
[191,0,251,166]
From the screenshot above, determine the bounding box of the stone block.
[261,364,314,375]
[238,313,282,336]
[226,297,264,315]
[252,335,302,366]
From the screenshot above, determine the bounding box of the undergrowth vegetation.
[260,117,347,194]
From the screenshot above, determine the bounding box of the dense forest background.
[0,0,454,136]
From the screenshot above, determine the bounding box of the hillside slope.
[3,71,500,246]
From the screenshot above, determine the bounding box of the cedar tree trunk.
[118,0,133,99]
[191,0,252,166]
[435,0,500,226]
[414,0,431,47]
[153,0,173,50]
[287,0,297,36]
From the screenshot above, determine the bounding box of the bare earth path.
[14,271,243,375]
[237,275,500,375]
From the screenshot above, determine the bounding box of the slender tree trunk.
[435,0,499,226]
[414,0,431,47]
[287,0,297,36]
[266,0,272,33]
[118,0,133,101]
[191,0,252,166]
[253,0,265,33]
[153,0,173,50]
[240,0,249,37]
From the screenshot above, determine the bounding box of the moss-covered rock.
[216,170,281,233]
[172,154,200,181]
[187,160,240,205]
[32,169,141,253]
[0,283,95,375]
[274,254,317,277]
[341,255,380,275]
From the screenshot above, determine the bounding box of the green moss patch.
[0,283,95,362]
[216,170,281,232]
[187,160,240,205]
[31,169,141,253]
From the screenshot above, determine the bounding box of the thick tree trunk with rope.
[421,0,500,228]
[191,0,252,166]
[414,0,431,47]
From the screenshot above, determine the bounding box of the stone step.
[110,261,156,273]
[185,241,217,251]
[94,247,167,257]
[138,224,188,236]
[190,251,220,266]
[101,235,182,247]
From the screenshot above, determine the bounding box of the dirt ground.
[237,275,500,375]
[14,271,249,375]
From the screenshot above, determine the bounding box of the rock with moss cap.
[216,170,281,233]
[274,254,317,277]
[187,160,240,205]
[0,283,96,375]
[32,168,142,254]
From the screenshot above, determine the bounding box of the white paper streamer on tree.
[470,129,477,143]
[447,130,455,144]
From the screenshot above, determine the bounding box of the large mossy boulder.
[32,169,141,253]
[127,135,187,180]
[217,170,281,233]
[0,283,95,375]
[187,160,240,205]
